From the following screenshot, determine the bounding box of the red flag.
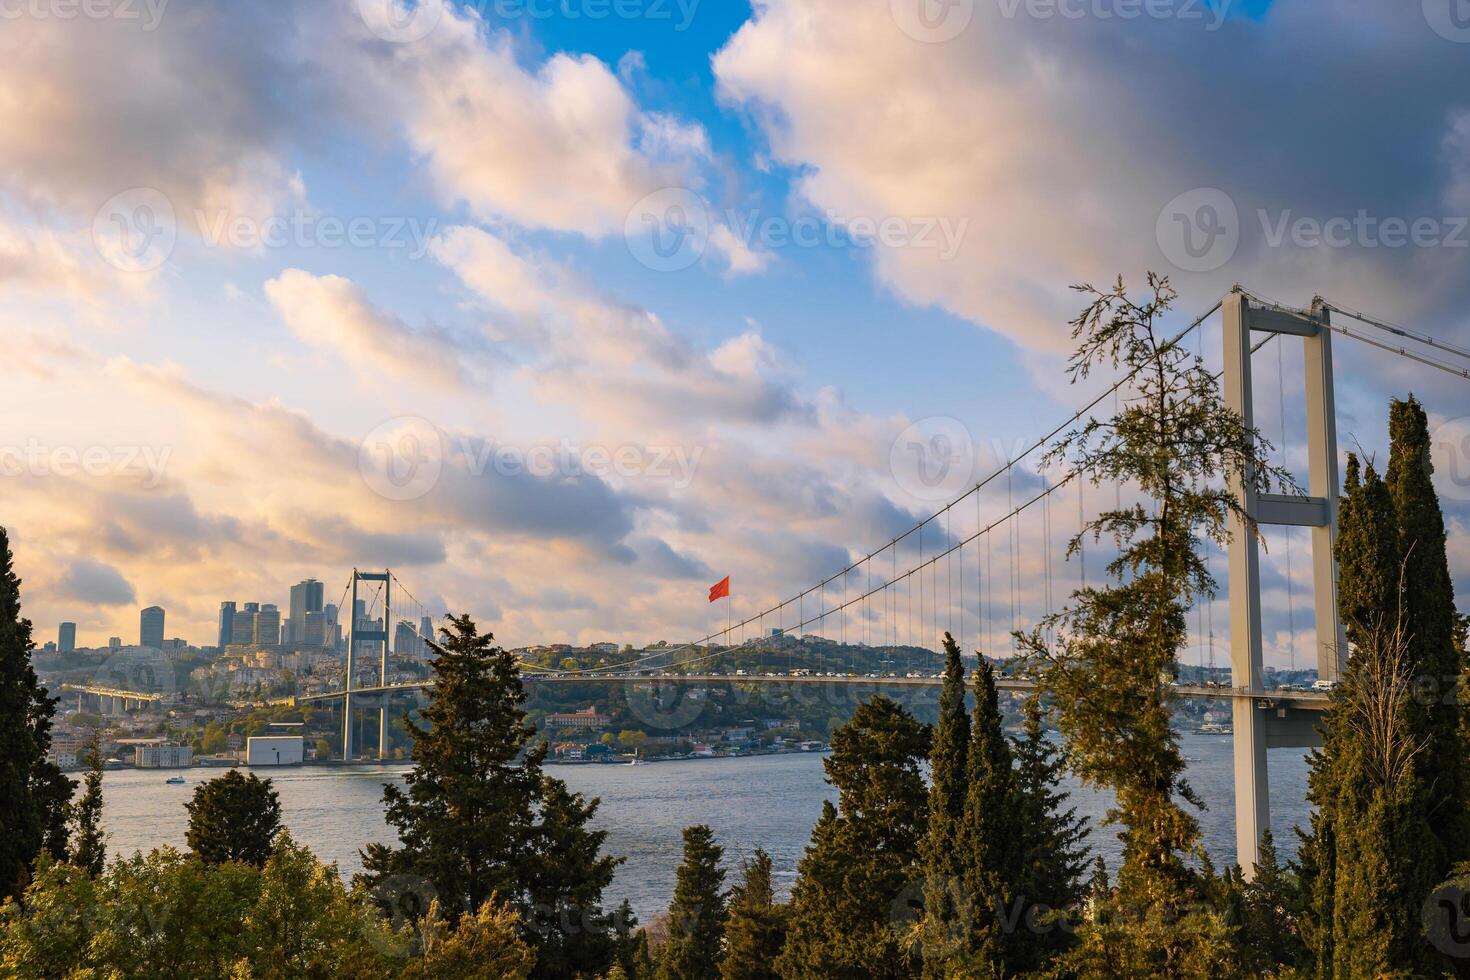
[708,576,730,603]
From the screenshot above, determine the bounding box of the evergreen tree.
[656,824,727,980]
[777,696,930,978]
[720,849,786,980]
[1009,697,1088,970]
[0,525,71,901]
[67,737,106,877]
[185,769,282,867]
[1022,279,1288,964]
[1237,831,1304,973]
[362,615,619,977]
[611,900,657,980]
[1385,397,1467,864]
[919,632,969,976]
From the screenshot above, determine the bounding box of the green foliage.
[185,769,283,867]
[0,836,411,978]
[720,849,786,980]
[1009,697,1089,971]
[656,824,727,980]
[1236,831,1304,974]
[1025,279,1286,924]
[0,525,71,902]
[402,898,537,980]
[361,614,619,978]
[919,633,970,977]
[777,696,930,979]
[67,737,106,877]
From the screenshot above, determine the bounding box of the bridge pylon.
[1222,290,1345,879]
[343,569,391,761]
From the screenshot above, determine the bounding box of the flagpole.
[727,581,732,646]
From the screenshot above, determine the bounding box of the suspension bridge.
[309,287,1469,877]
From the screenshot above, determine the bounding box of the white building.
[246,736,305,767]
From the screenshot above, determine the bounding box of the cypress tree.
[1237,831,1304,973]
[0,524,71,900]
[720,849,786,980]
[919,632,970,976]
[777,697,931,978]
[1385,396,1467,864]
[185,769,282,867]
[656,824,727,980]
[1009,697,1088,970]
[67,737,106,878]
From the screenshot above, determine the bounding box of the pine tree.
[777,696,930,978]
[1386,397,1467,864]
[919,632,969,976]
[656,824,726,980]
[1023,278,1287,962]
[720,849,786,980]
[1009,697,1088,970]
[362,615,619,977]
[67,737,106,877]
[185,769,282,867]
[0,524,71,900]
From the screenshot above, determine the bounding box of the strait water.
[98,734,1311,923]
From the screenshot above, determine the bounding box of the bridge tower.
[1222,290,1346,877]
[343,569,391,761]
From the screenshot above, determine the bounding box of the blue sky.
[1,0,1466,664]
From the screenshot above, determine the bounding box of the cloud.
[264,270,472,387]
[54,559,137,606]
[356,1,703,236]
[714,0,1470,349]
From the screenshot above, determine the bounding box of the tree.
[919,632,969,977]
[362,615,619,977]
[1009,697,1088,970]
[185,769,283,867]
[67,737,106,877]
[1022,278,1287,961]
[657,825,727,980]
[0,524,71,901]
[777,696,931,978]
[404,898,537,980]
[720,849,787,980]
[1236,831,1304,973]
[1385,397,1467,865]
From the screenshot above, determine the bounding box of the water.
[99,735,1312,922]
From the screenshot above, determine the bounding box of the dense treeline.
[3,280,1467,977]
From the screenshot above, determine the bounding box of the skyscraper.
[420,615,433,647]
[217,601,236,650]
[139,606,165,649]
[256,604,281,646]
[289,579,324,642]
[58,623,76,653]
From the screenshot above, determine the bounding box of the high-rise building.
[58,623,76,653]
[108,637,122,650]
[303,610,327,647]
[231,613,255,646]
[217,601,236,650]
[256,604,281,646]
[394,619,423,659]
[289,579,324,642]
[139,606,165,649]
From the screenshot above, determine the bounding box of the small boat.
[164,775,186,784]
[628,750,642,766]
